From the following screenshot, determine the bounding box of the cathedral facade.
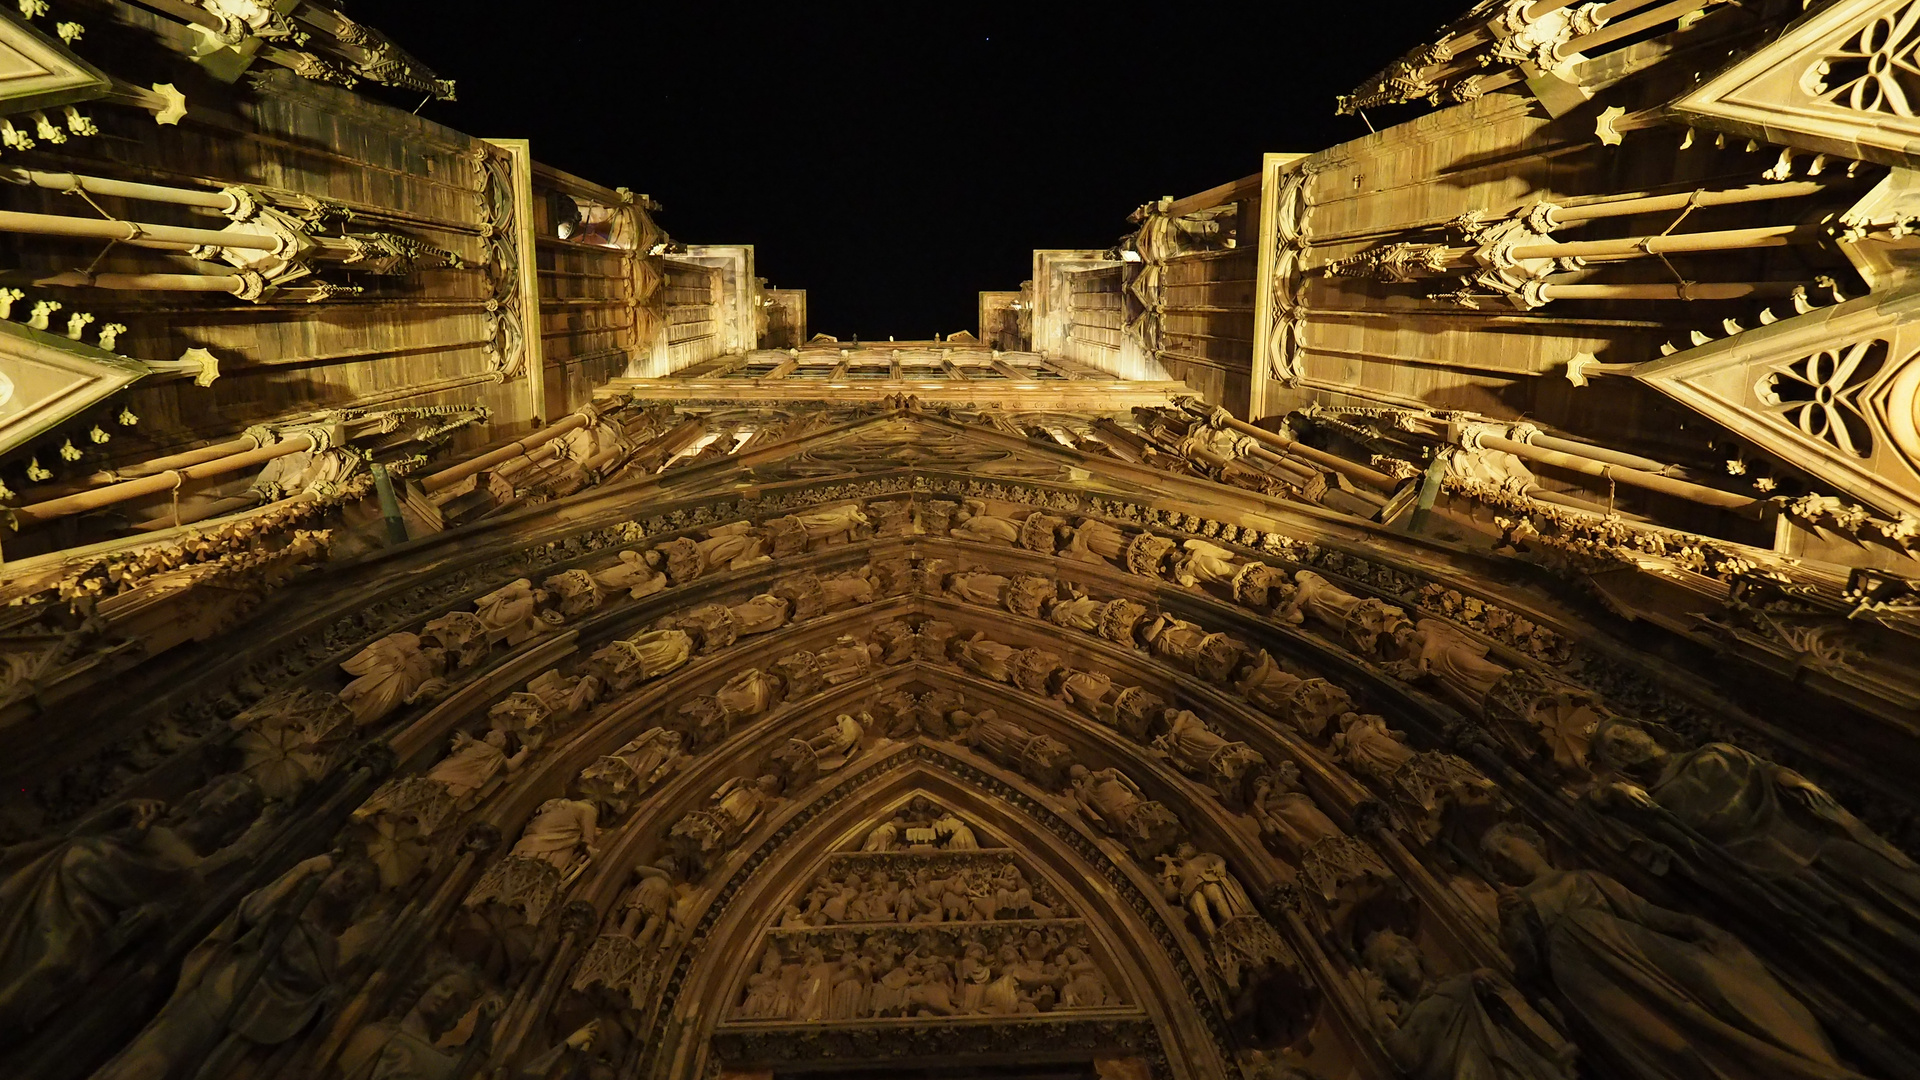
[1,3,1917,1079]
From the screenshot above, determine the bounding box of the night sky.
[375,4,1445,340]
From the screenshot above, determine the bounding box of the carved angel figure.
[475,578,556,645]
[339,632,445,728]
[591,548,668,599]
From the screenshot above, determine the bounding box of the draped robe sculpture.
[1482,822,1867,1080]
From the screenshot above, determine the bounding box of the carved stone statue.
[820,570,876,611]
[337,966,488,1080]
[773,573,826,620]
[1142,616,1243,683]
[1250,765,1399,928]
[355,729,528,835]
[947,570,1011,608]
[577,728,685,817]
[793,503,871,545]
[1594,721,1920,964]
[1062,518,1129,564]
[0,778,265,1034]
[673,696,730,751]
[816,636,877,685]
[965,711,1073,788]
[669,775,782,873]
[588,629,693,691]
[728,594,792,636]
[1069,763,1183,861]
[230,690,356,801]
[1109,686,1172,741]
[571,860,685,1008]
[421,612,489,672]
[950,499,1023,544]
[538,571,600,622]
[1392,618,1512,709]
[475,578,557,646]
[1482,822,1867,1080]
[1235,650,1352,740]
[695,521,771,572]
[771,650,822,700]
[466,798,600,924]
[863,622,912,669]
[1050,596,1106,634]
[715,668,780,722]
[773,713,866,787]
[339,632,443,727]
[1280,570,1409,655]
[1158,843,1258,937]
[1332,712,1494,839]
[868,500,916,537]
[1152,710,1266,806]
[1059,669,1115,720]
[591,548,668,599]
[92,855,378,1080]
[1358,929,1575,1080]
[1005,573,1056,618]
[1484,671,1608,772]
[667,603,738,653]
[1172,538,1244,589]
[951,633,1017,683]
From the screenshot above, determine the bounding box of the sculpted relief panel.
[9,454,1915,1080]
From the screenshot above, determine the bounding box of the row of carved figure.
[779,860,1065,928]
[735,929,1122,1021]
[18,483,1914,1075]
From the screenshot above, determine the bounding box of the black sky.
[374,3,1446,340]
